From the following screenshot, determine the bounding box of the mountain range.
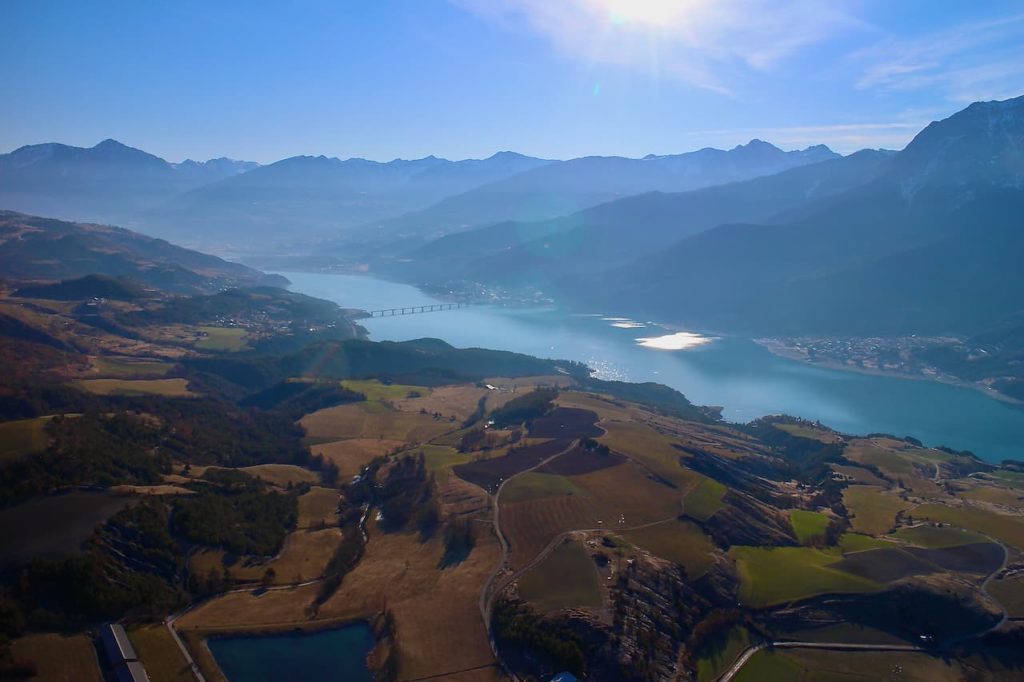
[554,95,1024,336]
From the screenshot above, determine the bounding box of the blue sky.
[2,0,1022,163]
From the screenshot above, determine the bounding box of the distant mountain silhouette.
[141,151,553,246]
[0,139,257,225]
[362,141,839,243]
[389,148,892,286]
[0,211,282,294]
[562,95,1024,336]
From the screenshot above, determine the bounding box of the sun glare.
[603,0,691,26]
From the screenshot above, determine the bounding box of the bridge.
[363,302,469,318]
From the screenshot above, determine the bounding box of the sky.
[2,0,1023,163]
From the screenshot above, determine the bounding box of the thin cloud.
[454,0,864,94]
[853,13,1024,102]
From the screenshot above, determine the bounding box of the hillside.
[561,96,1024,337]
[0,211,284,294]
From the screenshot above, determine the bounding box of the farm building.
[100,624,150,682]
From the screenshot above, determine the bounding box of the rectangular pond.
[207,623,374,682]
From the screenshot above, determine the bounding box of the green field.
[988,575,1024,618]
[730,546,880,607]
[194,325,248,351]
[623,519,715,578]
[790,510,830,544]
[684,477,726,522]
[0,416,53,464]
[92,356,173,378]
[341,379,429,402]
[517,539,602,614]
[839,533,893,553]
[734,648,802,682]
[843,485,910,535]
[911,503,1024,549]
[697,626,750,682]
[773,422,837,443]
[501,472,586,503]
[76,377,196,397]
[420,444,474,480]
[893,524,988,548]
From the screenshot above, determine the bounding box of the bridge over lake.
[361,302,469,318]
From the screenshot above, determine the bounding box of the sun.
[602,0,692,27]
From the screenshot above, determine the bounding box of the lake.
[207,623,374,682]
[283,272,1024,463]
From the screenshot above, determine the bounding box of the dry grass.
[298,486,340,529]
[0,416,53,464]
[90,356,173,378]
[832,464,888,486]
[843,485,912,535]
[129,624,195,682]
[845,440,943,497]
[9,633,102,682]
[310,438,405,480]
[300,403,454,443]
[192,528,343,585]
[240,464,320,488]
[76,377,195,397]
[394,384,508,422]
[178,510,500,682]
[502,495,600,571]
[960,484,1024,510]
[109,484,194,495]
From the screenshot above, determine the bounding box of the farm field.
[773,422,840,443]
[129,623,195,682]
[960,484,1024,509]
[517,539,602,614]
[893,524,988,548]
[737,648,967,681]
[194,326,248,351]
[76,377,195,397]
[683,477,726,522]
[300,402,453,443]
[419,444,475,481]
[730,546,880,607]
[311,438,405,480]
[832,464,887,486]
[623,519,715,578]
[0,491,134,561]
[90,355,173,378]
[839,533,894,553]
[454,439,570,492]
[527,407,603,438]
[341,379,428,402]
[842,485,910,535]
[845,441,942,496]
[988,575,1024,617]
[298,486,339,528]
[9,633,103,682]
[0,415,52,463]
[501,495,600,571]
[191,528,342,585]
[911,503,1024,549]
[696,626,750,682]
[790,510,830,544]
[500,471,586,503]
[597,420,698,489]
[240,463,320,487]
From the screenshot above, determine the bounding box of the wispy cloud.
[853,13,1024,102]
[453,0,863,94]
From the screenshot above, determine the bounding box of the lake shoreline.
[755,338,1023,410]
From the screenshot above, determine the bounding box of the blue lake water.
[283,272,1024,463]
[207,623,374,682]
